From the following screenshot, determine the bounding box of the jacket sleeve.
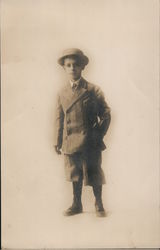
[94,86,111,137]
[54,94,64,148]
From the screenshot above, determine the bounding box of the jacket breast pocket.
[82,96,90,106]
[82,95,97,113]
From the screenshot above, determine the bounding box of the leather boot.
[64,179,83,216]
[92,185,106,217]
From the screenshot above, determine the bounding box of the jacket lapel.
[61,78,88,112]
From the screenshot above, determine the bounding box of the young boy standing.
[54,48,111,217]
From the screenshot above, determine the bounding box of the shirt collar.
[70,77,82,88]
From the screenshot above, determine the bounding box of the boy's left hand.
[54,145,62,155]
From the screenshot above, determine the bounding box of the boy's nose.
[71,64,75,70]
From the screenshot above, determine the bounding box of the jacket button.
[67,118,71,124]
[67,129,71,135]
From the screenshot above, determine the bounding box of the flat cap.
[58,48,89,66]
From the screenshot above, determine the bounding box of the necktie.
[72,82,78,90]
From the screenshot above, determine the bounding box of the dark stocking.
[72,178,83,207]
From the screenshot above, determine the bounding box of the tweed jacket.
[54,78,111,155]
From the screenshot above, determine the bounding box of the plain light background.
[1,0,160,248]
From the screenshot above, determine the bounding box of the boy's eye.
[66,63,80,67]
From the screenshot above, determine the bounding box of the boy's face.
[63,57,84,81]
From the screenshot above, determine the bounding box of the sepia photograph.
[1,0,160,249]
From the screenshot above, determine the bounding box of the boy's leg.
[92,184,106,217]
[64,178,83,216]
[73,179,83,206]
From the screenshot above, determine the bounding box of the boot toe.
[95,203,107,217]
[96,210,107,217]
[63,205,83,216]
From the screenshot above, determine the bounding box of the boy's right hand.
[54,145,61,155]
